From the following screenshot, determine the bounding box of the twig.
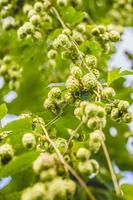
[96,96,122,196]
[50,6,90,72]
[101,139,122,196]
[45,113,62,127]
[64,121,84,154]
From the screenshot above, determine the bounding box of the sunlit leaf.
[108,68,133,85]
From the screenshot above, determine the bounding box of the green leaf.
[0,104,8,119]
[3,117,32,133]
[0,151,39,178]
[79,40,102,56]
[108,68,133,85]
[0,192,21,200]
[0,168,36,195]
[2,117,33,153]
[121,184,133,200]
[62,7,85,26]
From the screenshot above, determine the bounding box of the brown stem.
[101,140,122,196]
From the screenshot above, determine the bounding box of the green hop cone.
[34,2,44,12]
[109,30,120,42]
[48,87,61,99]
[57,0,68,7]
[85,55,97,68]
[47,49,57,59]
[76,147,91,160]
[90,159,100,174]
[33,153,55,174]
[66,75,81,93]
[64,91,74,104]
[78,160,93,175]
[29,14,41,26]
[70,65,82,79]
[65,179,76,196]
[111,108,121,122]
[89,130,105,153]
[40,168,57,182]
[21,183,47,200]
[0,144,14,165]
[122,112,133,123]
[118,100,129,112]
[87,117,106,130]
[82,73,97,90]
[102,87,116,100]
[22,133,36,149]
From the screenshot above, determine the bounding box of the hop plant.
[91,24,120,53]
[49,177,68,199]
[118,100,129,112]
[87,117,106,130]
[40,168,57,182]
[57,0,68,7]
[122,113,133,123]
[76,23,86,33]
[66,75,81,93]
[21,183,47,200]
[85,55,97,68]
[90,159,100,174]
[47,49,57,59]
[44,87,65,114]
[70,65,82,79]
[29,14,41,26]
[78,160,93,175]
[56,34,71,49]
[54,138,68,153]
[64,91,74,104]
[3,55,12,64]
[109,30,120,42]
[34,2,44,12]
[62,28,71,35]
[82,73,97,90]
[48,87,61,99]
[33,153,55,174]
[102,87,116,100]
[111,108,120,122]
[75,101,106,130]
[22,133,36,149]
[72,30,84,43]
[44,98,55,110]
[0,144,14,165]
[65,179,76,196]
[0,55,22,90]
[89,130,105,153]
[76,147,91,160]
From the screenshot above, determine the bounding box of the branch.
[101,139,122,196]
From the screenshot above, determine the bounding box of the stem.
[95,93,121,196]
[101,140,122,196]
[46,113,62,127]
[41,124,96,200]
[50,7,66,28]
[64,121,84,154]
[50,6,90,72]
